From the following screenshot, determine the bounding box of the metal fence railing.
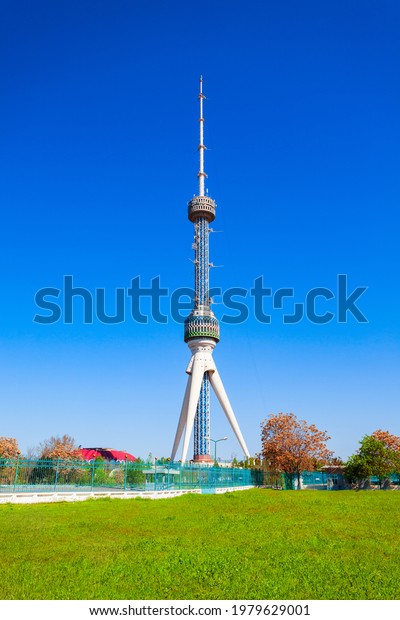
[0,458,263,493]
[284,471,400,490]
[1,459,399,493]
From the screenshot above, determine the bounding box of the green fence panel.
[0,458,263,493]
[5,459,395,493]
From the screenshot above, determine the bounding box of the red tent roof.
[106,449,137,462]
[78,448,137,462]
[79,448,102,461]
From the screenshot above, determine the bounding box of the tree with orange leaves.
[0,437,21,459]
[372,429,400,484]
[260,413,332,488]
[372,429,400,452]
[38,435,80,461]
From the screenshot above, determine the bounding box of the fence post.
[54,458,60,492]
[124,460,127,491]
[13,456,20,492]
[91,460,95,491]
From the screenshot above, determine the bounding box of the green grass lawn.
[0,489,399,600]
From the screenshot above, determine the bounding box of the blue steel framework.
[193,216,211,459]
[194,372,210,458]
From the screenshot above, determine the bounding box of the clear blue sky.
[1,0,399,460]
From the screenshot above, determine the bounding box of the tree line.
[1,415,400,489]
[260,413,400,488]
[0,434,81,461]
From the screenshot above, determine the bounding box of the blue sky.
[0,0,399,460]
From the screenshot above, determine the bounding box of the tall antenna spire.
[198,75,206,197]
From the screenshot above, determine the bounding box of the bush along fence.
[0,458,263,493]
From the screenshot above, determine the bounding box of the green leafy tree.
[344,434,400,488]
[344,453,371,488]
[239,456,261,470]
[126,458,146,488]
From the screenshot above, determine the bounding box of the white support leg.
[209,367,250,458]
[181,356,205,463]
[172,338,250,463]
[171,374,192,461]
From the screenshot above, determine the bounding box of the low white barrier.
[0,486,255,504]
[215,485,254,494]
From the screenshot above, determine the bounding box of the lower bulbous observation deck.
[184,311,220,343]
[188,195,216,222]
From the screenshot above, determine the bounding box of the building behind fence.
[0,459,399,493]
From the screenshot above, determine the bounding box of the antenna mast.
[198,75,206,197]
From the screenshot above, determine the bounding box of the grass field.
[0,489,399,600]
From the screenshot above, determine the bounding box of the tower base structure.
[171,338,250,463]
[193,454,214,463]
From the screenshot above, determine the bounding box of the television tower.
[171,77,250,463]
